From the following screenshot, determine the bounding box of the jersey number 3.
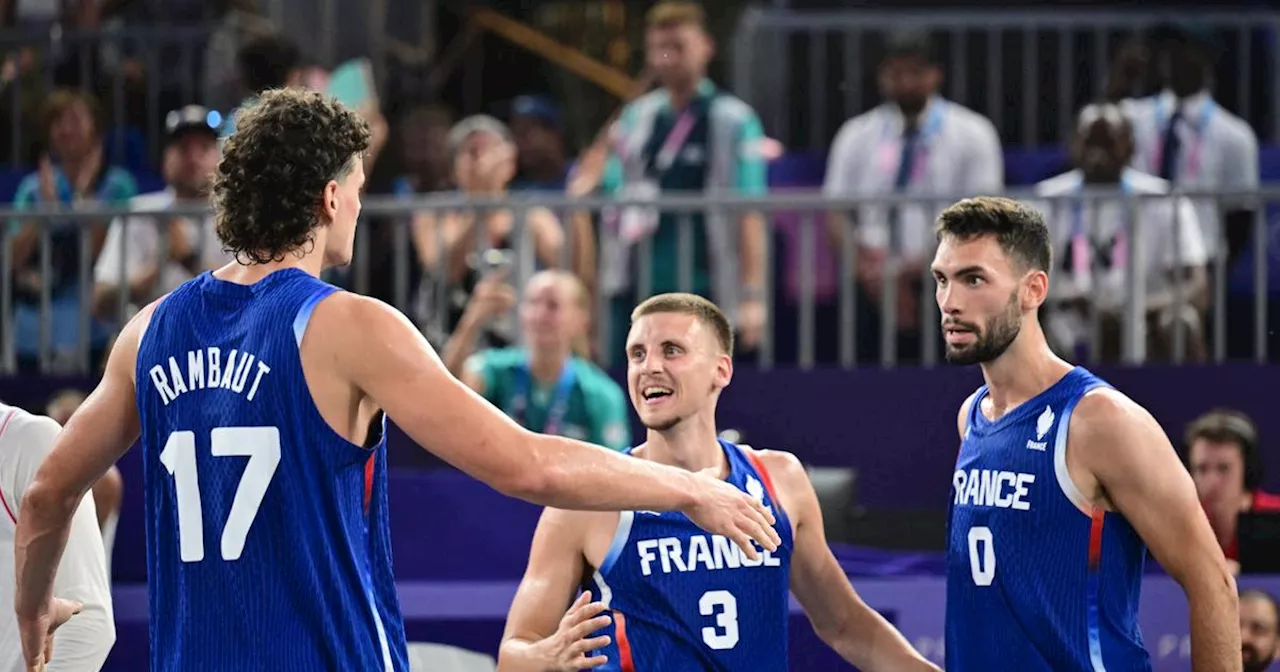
[699,590,739,650]
[967,526,996,586]
[160,427,281,563]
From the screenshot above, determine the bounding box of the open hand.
[20,596,83,671]
[683,470,780,560]
[533,591,612,671]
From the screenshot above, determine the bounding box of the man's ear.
[319,179,339,224]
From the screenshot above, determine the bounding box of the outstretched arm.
[770,451,939,671]
[15,301,153,667]
[1074,390,1240,672]
[326,294,780,555]
[499,509,611,672]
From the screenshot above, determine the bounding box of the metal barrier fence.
[730,8,1280,149]
[0,24,221,167]
[1,188,1275,375]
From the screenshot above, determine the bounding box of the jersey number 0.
[967,526,996,586]
[160,426,282,563]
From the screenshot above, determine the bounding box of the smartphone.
[478,248,515,277]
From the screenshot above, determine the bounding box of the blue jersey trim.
[292,285,339,347]
[600,511,635,576]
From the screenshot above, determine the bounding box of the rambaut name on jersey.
[149,347,272,406]
[952,469,1035,510]
[637,535,782,576]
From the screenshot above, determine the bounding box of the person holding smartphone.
[410,115,566,348]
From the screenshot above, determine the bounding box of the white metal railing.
[1,187,1275,374]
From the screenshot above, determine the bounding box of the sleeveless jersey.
[586,440,794,672]
[946,366,1151,671]
[135,268,409,671]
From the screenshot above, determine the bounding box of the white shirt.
[823,96,1004,261]
[0,405,115,672]
[1125,90,1259,258]
[94,189,230,301]
[1032,168,1206,310]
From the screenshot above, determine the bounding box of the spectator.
[219,32,302,140]
[44,388,123,574]
[443,270,630,451]
[595,1,767,363]
[393,103,455,197]
[9,88,137,372]
[1184,409,1280,573]
[824,30,1002,364]
[411,114,564,349]
[1241,589,1280,672]
[509,94,571,192]
[1123,24,1258,269]
[93,104,228,322]
[1033,102,1207,362]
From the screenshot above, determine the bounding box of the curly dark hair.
[214,88,370,264]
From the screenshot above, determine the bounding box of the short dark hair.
[884,29,937,66]
[631,293,734,357]
[237,33,301,94]
[646,1,706,30]
[1185,409,1263,490]
[213,88,370,265]
[934,197,1053,273]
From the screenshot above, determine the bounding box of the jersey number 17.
[159,426,281,563]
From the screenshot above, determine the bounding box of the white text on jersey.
[149,347,272,406]
[952,469,1035,510]
[636,535,782,576]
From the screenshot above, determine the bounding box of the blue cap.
[510,94,563,130]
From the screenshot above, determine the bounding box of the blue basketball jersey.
[586,440,794,672]
[946,366,1151,671]
[135,269,409,671]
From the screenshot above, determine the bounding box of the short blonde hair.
[646,1,706,30]
[631,293,733,356]
[528,270,592,357]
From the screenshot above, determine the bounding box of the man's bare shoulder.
[1068,386,1169,468]
[305,291,418,347]
[539,505,618,564]
[118,295,169,381]
[1071,387,1157,438]
[957,390,982,439]
[742,445,806,492]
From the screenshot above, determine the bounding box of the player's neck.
[979,327,1073,414]
[214,248,324,285]
[644,415,726,476]
[527,346,570,383]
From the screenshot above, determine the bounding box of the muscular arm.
[329,294,777,550]
[14,302,151,626]
[1074,391,1240,672]
[768,451,937,671]
[499,509,604,671]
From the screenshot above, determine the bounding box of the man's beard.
[944,292,1022,366]
[1242,643,1275,672]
